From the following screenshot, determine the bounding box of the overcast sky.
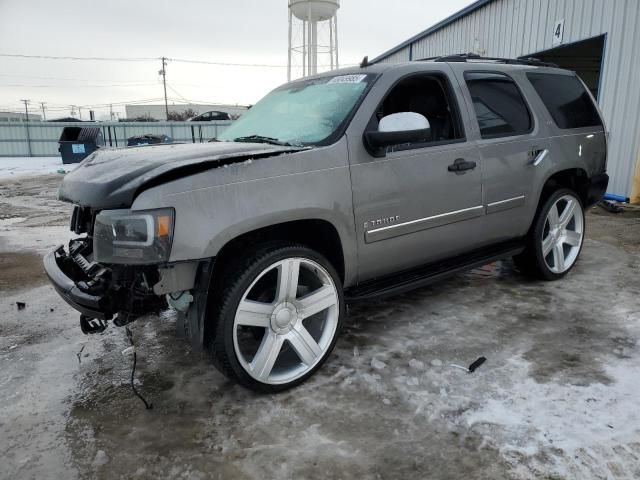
[0,0,472,119]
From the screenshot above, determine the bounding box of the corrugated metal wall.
[377,0,640,198]
[0,121,232,157]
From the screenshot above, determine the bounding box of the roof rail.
[418,53,558,68]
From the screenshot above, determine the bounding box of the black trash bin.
[58,127,105,164]
[126,134,172,146]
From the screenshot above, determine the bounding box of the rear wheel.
[514,188,585,280]
[207,243,344,392]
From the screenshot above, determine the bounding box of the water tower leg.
[334,15,339,69]
[311,21,317,74]
[302,19,306,77]
[287,9,292,81]
[330,18,334,70]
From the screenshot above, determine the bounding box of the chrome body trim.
[365,205,484,243]
[486,195,526,214]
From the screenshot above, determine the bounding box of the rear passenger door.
[454,68,544,244]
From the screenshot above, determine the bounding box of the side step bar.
[345,241,525,303]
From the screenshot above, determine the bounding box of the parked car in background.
[45,55,608,392]
[189,110,232,121]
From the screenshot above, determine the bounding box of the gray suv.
[44,55,608,391]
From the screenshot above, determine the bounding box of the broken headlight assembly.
[93,208,175,264]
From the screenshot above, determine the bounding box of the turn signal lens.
[157,215,171,237]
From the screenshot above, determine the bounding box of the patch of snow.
[407,377,419,386]
[370,358,386,370]
[459,358,640,476]
[0,157,76,179]
[408,358,424,370]
[92,450,109,466]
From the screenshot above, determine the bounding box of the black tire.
[206,242,345,393]
[514,188,585,281]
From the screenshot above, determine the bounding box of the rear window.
[465,72,532,139]
[527,72,602,129]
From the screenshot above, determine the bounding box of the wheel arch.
[532,168,590,227]
[209,216,348,286]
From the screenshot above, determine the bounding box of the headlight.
[93,208,175,264]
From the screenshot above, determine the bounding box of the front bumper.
[44,245,113,319]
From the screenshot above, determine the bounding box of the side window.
[527,72,602,129]
[372,74,465,147]
[464,72,532,138]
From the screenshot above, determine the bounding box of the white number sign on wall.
[552,19,565,46]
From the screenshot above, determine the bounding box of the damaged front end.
[44,205,210,338]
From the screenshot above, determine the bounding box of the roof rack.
[418,53,558,68]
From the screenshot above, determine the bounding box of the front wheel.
[514,188,585,280]
[207,243,344,392]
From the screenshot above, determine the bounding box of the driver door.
[348,71,483,282]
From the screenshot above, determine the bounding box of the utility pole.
[39,102,46,120]
[78,106,82,120]
[109,104,114,121]
[20,99,30,121]
[20,99,32,156]
[159,57,169,120]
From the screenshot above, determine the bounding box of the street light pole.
[160,57,169,120]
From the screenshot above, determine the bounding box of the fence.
[0,121,234,157]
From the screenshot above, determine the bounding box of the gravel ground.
[1,174,639,480]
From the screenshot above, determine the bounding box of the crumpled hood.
[59,142,305,209]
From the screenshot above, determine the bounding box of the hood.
[59,142,306,209]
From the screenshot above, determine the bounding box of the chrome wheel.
[541,194,584,274]
[232,257,339,385]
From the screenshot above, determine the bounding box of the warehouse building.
[372,0,640,201]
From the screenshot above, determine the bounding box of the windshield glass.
[218,73,375,146]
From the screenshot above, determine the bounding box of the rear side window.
[464,72,532,138]
[527,72,602,129]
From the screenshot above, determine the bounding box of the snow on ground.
[0,156,76,179]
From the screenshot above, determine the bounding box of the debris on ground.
[598,200,625,213]
[76,344,85,364]
[450,357,487,373]
[16,301,25,310]
[468,356,487,372]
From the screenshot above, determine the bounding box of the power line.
[0,52,287,68]
[0,83,161,88]
[0,53,157,62]
[168,57,286,68]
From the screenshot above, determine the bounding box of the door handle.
[448,158,477,173]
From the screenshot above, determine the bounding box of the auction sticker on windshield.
[328,74,367,84]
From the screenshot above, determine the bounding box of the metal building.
[372,0,640,201]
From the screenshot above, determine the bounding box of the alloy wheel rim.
[542,194,584,274]
[233,257,339,385]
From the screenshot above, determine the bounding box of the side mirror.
[365,112,431,151]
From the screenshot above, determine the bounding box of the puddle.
[0,251,47,291]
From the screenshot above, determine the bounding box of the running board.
[345,241,525,303]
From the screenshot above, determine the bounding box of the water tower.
[287,0,340,81]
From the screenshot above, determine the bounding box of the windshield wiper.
[232,135,293,146]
